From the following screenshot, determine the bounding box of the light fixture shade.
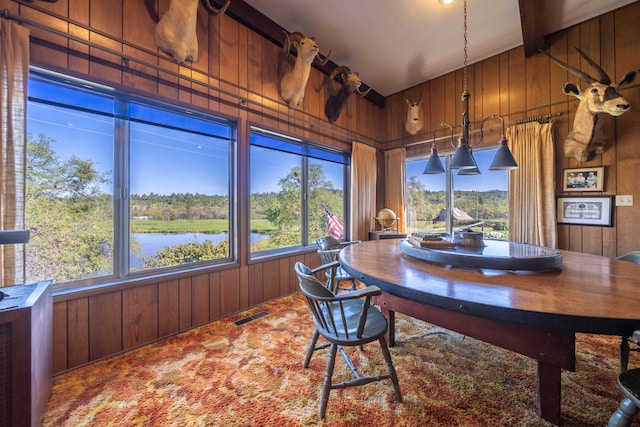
[423,147,445,174]
[457,149,480,175]
[449,142,477,169]
[489,139,518,170]
[457,162,480,175]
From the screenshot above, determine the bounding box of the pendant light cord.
[463,0,468,93]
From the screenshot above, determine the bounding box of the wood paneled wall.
[2,0,383,374]
[2,0,639,374]
[384,2,640,259]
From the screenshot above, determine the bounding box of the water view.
[130,232,269,269]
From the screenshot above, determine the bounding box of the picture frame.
[556,195,614,227]
[562,166,604,192]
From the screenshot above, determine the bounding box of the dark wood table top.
[340,239,640,335]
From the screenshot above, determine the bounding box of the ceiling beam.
[518,0,546,57]
[210,0,385,107]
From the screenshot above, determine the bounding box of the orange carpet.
[43,293,639,426]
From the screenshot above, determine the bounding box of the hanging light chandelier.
[424,0,518,175]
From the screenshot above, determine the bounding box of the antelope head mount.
[541,47,638,162]
[405,96,424,135]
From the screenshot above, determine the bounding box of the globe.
[376,208,398,229]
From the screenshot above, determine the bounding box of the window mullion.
[114,100,130,277]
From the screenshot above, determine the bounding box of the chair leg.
[378,336,403,403]
[319,343,338,419]
[608,397,639,427]
[621,336,630,373]
[304,329,320,368]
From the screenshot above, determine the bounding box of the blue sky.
[27,99,344,197]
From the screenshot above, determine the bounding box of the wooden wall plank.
[89,292,122,361]
[220,268,240,316]
[191,273,210,326]
[52,302,68,373]
[262,259,280,302]
[279,257,291,296]
[248,263,263,308]
[122,284,158,349]
[158,279,180,337]
[66,298,89,368]
[209,271,221,321]
[179,277,192,330]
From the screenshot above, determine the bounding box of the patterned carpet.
[43,293,639,426]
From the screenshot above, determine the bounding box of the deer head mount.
[155,0,230,63]
[541,47,638,162]
[323,66,371,123]
[405,96,424,135]
[279,31,331,109]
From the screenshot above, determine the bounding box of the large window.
[25,71,234,287]
[250,128,348,254]
[406,148,509,238]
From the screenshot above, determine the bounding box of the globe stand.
[374,208,399,233]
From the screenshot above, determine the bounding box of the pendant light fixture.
[426,0,518,175]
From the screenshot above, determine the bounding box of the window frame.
[26,68,237,291]
[405,147,509,237]
[249,126,350,258]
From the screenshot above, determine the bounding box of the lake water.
[130,232,268,269]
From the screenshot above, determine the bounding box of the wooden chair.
[315,236,360,293]
[618,251,640,372]
[294,261,402,419]
[608,368,640,427]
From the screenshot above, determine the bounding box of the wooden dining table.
[339,239,640,425]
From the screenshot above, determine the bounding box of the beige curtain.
[384,148,406,233]
[350,142,377,241]
[0,18,29,286]
[507,121,556,248]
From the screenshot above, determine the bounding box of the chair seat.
[315,302,388,346]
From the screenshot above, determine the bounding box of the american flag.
[323,205,344,240]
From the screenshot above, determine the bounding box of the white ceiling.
[243,0,636,96]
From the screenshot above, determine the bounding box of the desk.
[368,231,407,240]
[339,239,640,425]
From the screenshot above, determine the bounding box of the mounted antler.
[541,47,638,162]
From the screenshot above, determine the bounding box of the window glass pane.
[26,83,115,284]
[307,158,345,244]
[29,76,115,115]
[130,117,231,271]
[405,158,447,234]
[452,149,509,239]
[250,145,302,251]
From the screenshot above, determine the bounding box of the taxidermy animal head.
[405,97,424,135]
[155,0,230,63]
[324,66,371,123]
[279,31,331,109]
[541,46,638,162]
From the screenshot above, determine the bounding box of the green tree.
[25,133,115,283]
[261,163,341,249]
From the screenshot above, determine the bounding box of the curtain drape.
[507,121,556,248]
[0,18,29,286]
[350,142,377,242]
[384,148,406,233]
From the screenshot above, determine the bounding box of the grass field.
[130,219,278,235]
